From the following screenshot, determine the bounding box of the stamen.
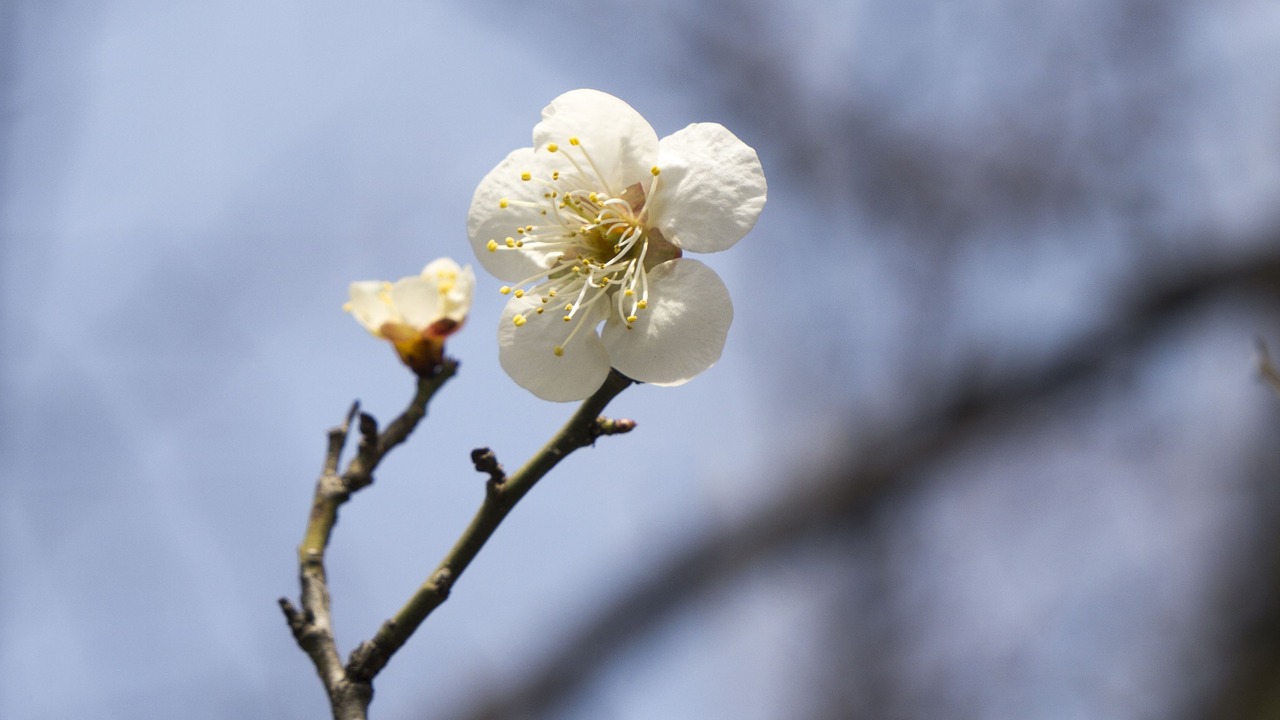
[570,137,616,196]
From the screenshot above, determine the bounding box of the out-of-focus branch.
[347,370,636,681]
[280,360,458,720]
[450,252,1280,720]
[1258,339,1280,397]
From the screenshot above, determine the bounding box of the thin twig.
[281,360,458,720]
[346,369,636,682]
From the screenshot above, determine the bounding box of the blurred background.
[5,1,1280,718]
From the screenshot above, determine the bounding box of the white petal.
[390,276,444,328]
[468,148,558,282]
[421,257,462,280]
[348,281,395,334]
[445,264,476,323]
[648,123,767,253]
[421,258,475,322]
[499,295,611,402]
[601,258,733,386]
[533,89,659,197]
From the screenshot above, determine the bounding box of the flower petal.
[468,147,558,282]
[498,295,611,402]
[421,258,475,323]
[533,89,659,198]
[390,275,444,328]
[648,123,766,253]
[601,258,733,386]
[348,281,395,335]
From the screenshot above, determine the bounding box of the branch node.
[347,638,386,683]
[593,416,637,440]
[358,412,379,446]
[279,597,304,632]
[431,567,454,599]
[471,447,507,488]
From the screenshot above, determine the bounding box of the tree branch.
[346,369,636,681]
[281,359,458,720]
[448,250,1280,720]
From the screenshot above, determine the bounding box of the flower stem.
[346,369,636,681]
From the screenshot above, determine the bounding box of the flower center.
[486,137,682,357]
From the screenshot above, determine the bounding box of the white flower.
[346,258,475,375]
[468,89,767,401]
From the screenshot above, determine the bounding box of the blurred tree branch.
[450,250,1280,720]
[1257,339,1280,397]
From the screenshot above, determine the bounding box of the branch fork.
[282,364,635,719]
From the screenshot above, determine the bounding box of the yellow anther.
[626,315,638,323]
[547,143,559,152]
[548,289,557,297]
[520,171,532,181]
[553,346,564,357]
[552,171,560,180]
[569,137,580,146]
[637,300,648,309]
[588,192,598,202]
[500,286,512,295]
[536,307,545,314]
[512,314,527,327]
[624,289,634,296]
[505,237,516,248]
[486,239,498,252]
[563,315,572,322]
[651,166,661,176]
[514,289,525,298]
[515,239,524,247]
[499,198,509,209]
[564,303,574,311]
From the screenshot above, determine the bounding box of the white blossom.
[468,89,766,401]
[346,258,474,375]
